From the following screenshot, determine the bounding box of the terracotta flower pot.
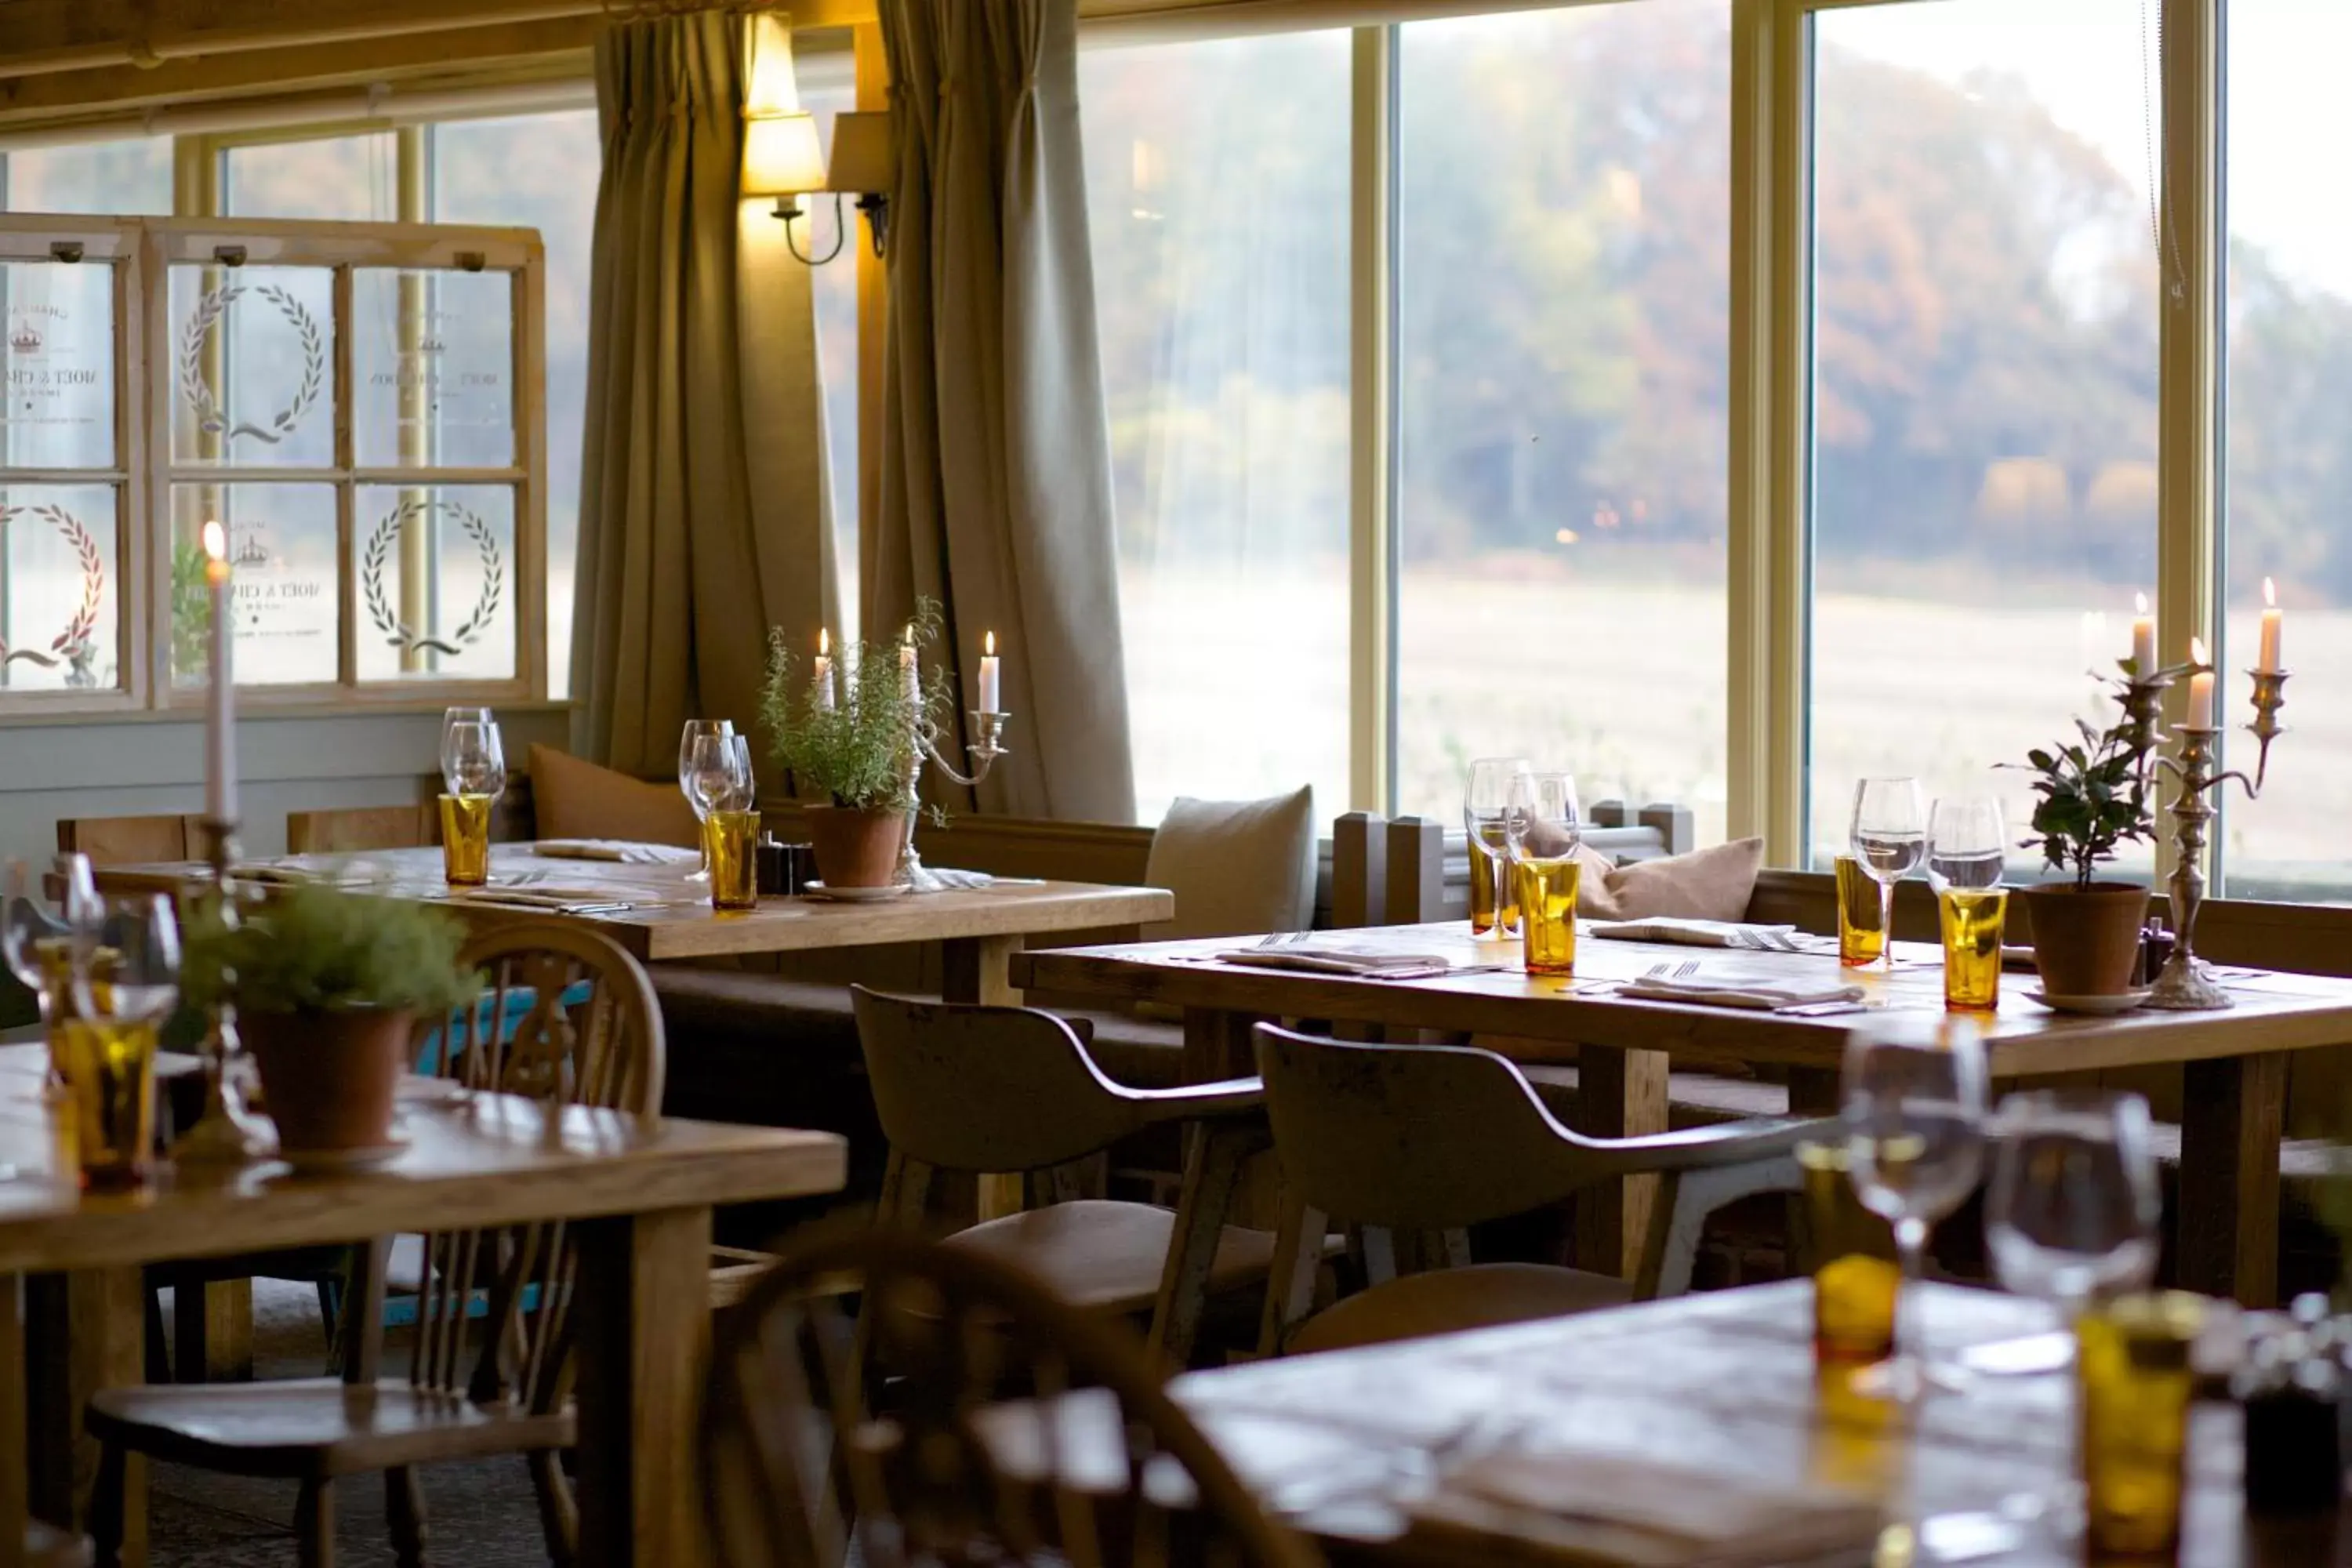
[242,1006,416,1154]
[804,804,906,890]
[2020,883,2150,998]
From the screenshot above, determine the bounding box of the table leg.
[1181,1008,1261,1083]
[174,1279,253,1384]
[25,1270,143,1563]
[942,934,1026,1219]
[3,1273,24,1568]
[575,1205,714,1568]
[2179,1051,2285,1308]
[1788,1067,1839,1117]
[1566,1046,1669,1278]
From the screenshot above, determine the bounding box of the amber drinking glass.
[1800,1140,1901,1367]
[705,809,762,912]
[1464,757,1531,938]
[438,793,494,886]
[1833,855,1886,968]
[1938,887,2008,1012]
[64,895,178,1194]
[2077,1292,2203,1558]
[1503,771,1581,977]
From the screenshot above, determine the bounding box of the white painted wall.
[0,705,572,867]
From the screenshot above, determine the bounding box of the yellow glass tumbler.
[56,1015,158,1193]
[1835,855,1886,968]
[705,808,761,912]
[1799,1140,1901,1367]
[1514,854,1580,977]
[2078,1292,2203,1559]
[439,792,494,886]
[1938,887,2006,1012]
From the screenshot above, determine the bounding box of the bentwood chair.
[851,985,1291,1367]
[1252,1025,1825,1356]
[87,922,666,1568]
[702,1228,1322,1568]
[53,814,207,866]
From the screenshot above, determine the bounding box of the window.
[1806,0,2159,873]
[1395,2,1731,840]
[224,133,398,221]
[3,140,172,215]
[2223,0,2352,899]
[1080,30,1353,824]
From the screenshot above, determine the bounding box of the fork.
[1255,930,1311,949]
[1642,959,1701,981]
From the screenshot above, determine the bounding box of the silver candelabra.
[170,815,273,1161]
[2143,666,2291,1011]
[897,704,1012,891]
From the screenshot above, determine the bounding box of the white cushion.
[1142,787,1317,941]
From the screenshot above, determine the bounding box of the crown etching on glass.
[417,336,446,354]
[231,522,270,568]
[9,322,42,353]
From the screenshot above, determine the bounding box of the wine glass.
[3,855,103,1107]
[1849,778,1927,972]
[441,707,493,791]
[1927,796,2008,892]
[678,720,738,882]
[1464,757,1533,938]
[443,718,507,799]
[64,894,181,1192]
[1842,1016,1989,1400]
[684,732,757,818]
[1502,771,1582,862]
[1503,771,1583,975]
[1986,1089,2161,1313]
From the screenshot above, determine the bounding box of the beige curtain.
[572,13,838,777]
[873,0,1136,823]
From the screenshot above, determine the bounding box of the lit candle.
[2258,577,2284,673]
[201,521,238,823]
[899,624,919,706]
[2187,636,2215,729]
[978,630,1000,714]
[2131,593,2155,673]
[811,627,834,710]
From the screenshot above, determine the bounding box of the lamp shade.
[825,111,894,193]
[742,111,826,198]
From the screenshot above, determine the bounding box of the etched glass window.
[169,264,338,469]
[353,268,516,470]
[171,484,339,688]
[0,484,116,694]
[354,484,517,684]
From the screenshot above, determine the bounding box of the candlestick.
[978,630,1000,714]
[811,627,834,711]
[171,816,272,1162]
[2258,577,2284,673]
[2131,593,2155,673]
[201,522,237,823]
[2185,637,2214,729]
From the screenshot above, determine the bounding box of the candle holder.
[2144,668,2292,1011]
[895,706,1013,892]
[169,815,272,1163]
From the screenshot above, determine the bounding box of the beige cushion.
[1576,837,1764,924]
[1142,787,1317,941]
[1287,1262,1633,1356]
[527,743,701,848]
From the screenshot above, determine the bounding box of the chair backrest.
[850,985,1162,1174]
[396,922,666,1413]
[285,804,436,855]
[55,813,204,866]
[701,1228,1322,1568]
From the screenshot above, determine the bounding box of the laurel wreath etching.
[176,282,325,445]
[361,499,504,657]
[0,503,103,670]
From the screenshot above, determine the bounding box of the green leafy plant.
[2012,706,2158,891]
[760,601,953,814]
[180,884,476,1018]
[169,538,212,684]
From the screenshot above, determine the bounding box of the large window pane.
[4,140,170,215]
[2223,0,2352,901]
[1808,0,2159,873]
[1081,31,1352,825]
[0,485,118,693]
[226,135,398,222]
[801,79,863,648]
[1396,2,1730,838]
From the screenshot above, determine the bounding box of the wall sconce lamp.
[742,108,893,266]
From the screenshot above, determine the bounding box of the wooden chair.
[702,1227,1322,1568]
[87,922,666,1568]
[1251,1024,1827,1357]
[53,814,206,866]
[285,804,437,855]
[851,985,1285,1367]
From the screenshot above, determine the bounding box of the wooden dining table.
[1012,923,2352,1305]
[1150,1279,2323,1566]
[0,1044,847,1568]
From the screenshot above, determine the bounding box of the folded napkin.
[1407,1450,1881,1567]
[1588,917,1798,949]
[444,884,635,910]
[920,867,996,891]
[1614,968,1864,1011]
[1217,945,1454,979]
[530,839,701,866]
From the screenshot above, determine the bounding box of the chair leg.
[90,1441,127,1568]
[1146,1122,1254,1368]
[295,1477,335,1568]
[386,1466,427,1568]
[143,1289,170,1382]
[316,1278,345,1374]
[527,1449,579,1568]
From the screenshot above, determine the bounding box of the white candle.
[811,627,834,711]
[2258,577,2284,673]
[978,630,1000,714]
[899,626,919,706]
[2187,636,2215,729]
[201,521,237,822]
[2131,592,2155,673]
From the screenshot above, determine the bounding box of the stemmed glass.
[444,717,507,799]
[441,707,493,791]
[1464,757,1533,938]
[1842,1017,1990,1401]
[64,894,181,1193]
[1503,771,1584,976]
[684,732,757,821]
[2,855,102,1108]
[1926,797,2008,892]
[678,720,738,883]
[1849,778,1927,971]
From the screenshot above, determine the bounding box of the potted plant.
[760,604,952,891]
[183,884,476,1156]
[2012,708,2158,997]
